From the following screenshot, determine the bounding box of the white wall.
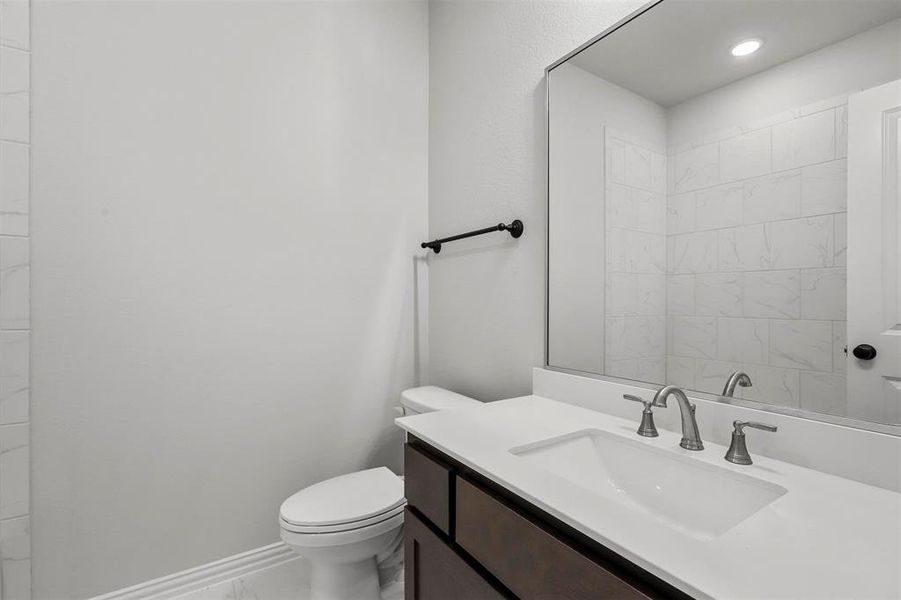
[30,1,427,597]
[667,18,901,147]
[428,0,645,401]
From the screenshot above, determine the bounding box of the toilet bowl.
[278,386,480,600]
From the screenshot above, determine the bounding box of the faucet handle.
[725,420,777,465]
[623,394,659,437]
[734,420,778,434]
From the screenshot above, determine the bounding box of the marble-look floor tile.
[0,424,28,519]
[769,319,833,372]
[801,160,846,217]
[173,580,237,600]
[233,558,311,600]
[800,371,846,416]
[743,270,800,319]
[772,110,836,171]
[695,272,742,317]
[0,516,30,600]
[800,267,846,320]
[0,331,28,424]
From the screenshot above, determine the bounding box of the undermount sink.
[510,429,787,541]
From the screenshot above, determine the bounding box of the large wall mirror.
[547,0,901,432]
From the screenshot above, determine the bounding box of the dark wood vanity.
[403,437,692,600]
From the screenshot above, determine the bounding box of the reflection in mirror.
[547,0,901,428]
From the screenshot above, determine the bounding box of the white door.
[847,79,901,424]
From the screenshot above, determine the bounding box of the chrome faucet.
[724,420,777,465]
[652,385,704,451]
[722,371,752,397]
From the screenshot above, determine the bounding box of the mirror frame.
[543,0,901,437]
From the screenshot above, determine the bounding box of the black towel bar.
[420,219,523,254]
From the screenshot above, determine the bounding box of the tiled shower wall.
[604,130,667,383]
[0,0,31,597]
[665,97,848,416]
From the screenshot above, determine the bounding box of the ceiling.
[568,0,901,107]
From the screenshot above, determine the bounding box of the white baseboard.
[91,542,297,600]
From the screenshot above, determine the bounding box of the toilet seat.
[279,467,405,535]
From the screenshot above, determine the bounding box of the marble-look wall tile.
[694,359,741,395]
[607,184,665,234]
[0,516,30,600]
[665,355,695,389]
[769,319,833,372]
[0,0,29,50]
[670,316,717,359]
[0,44,29,143]
[606,357,665,385]
[607,229,665,274]
[0,423,27,519]
[801,160,846,216]
[719,128,771,183]
[800,267,846,320]
[742,170,801,225]
[0,236,29,329]
[672,143,718,193]
[695,272,742,317]
[741,365,800,407]
[834,105,848,160]
[800,371,846,416]
[606,273,665,317]
[743,270,801,319]
[768,215,833,270]
[0,331,27,424]
[695,183,742,230]
[717,318,768,364]
[718,224,770,271]
[666,274,694,316]
[606,137,625,185]
[650,151,666,195]
[625,143,652,192]
[833,212,847,267]
[0,141,28,235]
[605,316,666,361]
[833,321,847,374]
[668,230,716,274]
[666,192,695,234]
[772,109,835,171]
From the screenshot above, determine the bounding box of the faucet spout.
[652,385,704,451]
[722,371,752,397]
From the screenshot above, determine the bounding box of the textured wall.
[428,0,644,401]
[31,1,427,597]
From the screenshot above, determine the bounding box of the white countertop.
[396,395,901,600]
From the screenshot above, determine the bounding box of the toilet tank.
[399,386,480,415]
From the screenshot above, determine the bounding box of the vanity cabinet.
[404,439,691,600]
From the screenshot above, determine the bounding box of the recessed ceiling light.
[731,39,762,57]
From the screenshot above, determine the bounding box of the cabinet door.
[404,508,506,600]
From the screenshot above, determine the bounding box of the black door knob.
[852,344,877,360]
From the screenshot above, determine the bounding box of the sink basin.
[510,429,787,540]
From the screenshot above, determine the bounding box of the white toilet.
[278,386,480,600]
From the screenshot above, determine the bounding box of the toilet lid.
[280,467,405,528]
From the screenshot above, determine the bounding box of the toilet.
[278,386,480,600]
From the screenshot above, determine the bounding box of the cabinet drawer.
[455,478,652,600]
[405,508,505,600]
[404,443,453,535]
